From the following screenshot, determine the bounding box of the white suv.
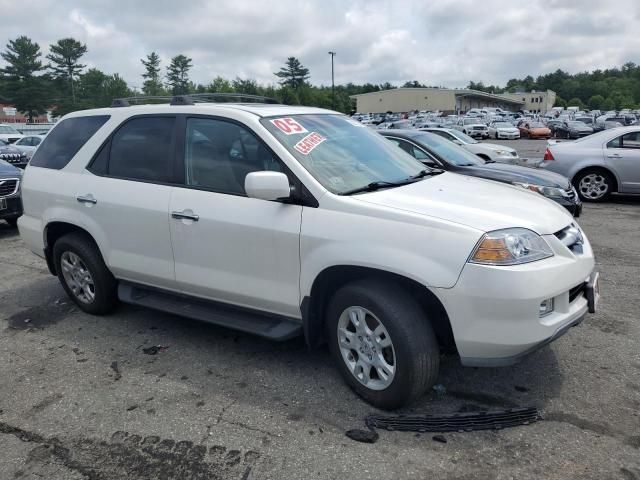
[19,95,598,409]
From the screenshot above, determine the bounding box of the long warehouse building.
[350,87,527,114]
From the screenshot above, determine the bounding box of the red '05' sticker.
[270,117,308,135]
[294,132,326,155]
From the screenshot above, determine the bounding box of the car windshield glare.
[449,130,478,144]
[412,133,484,167]
[493,122,512,128]
[261,114,425,195]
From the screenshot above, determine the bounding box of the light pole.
[328,51,336,109]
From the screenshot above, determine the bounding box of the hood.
[461,163,570,188]
[354,172,572,235]
[0,144,22,155]
[481,142,516,153]
[571,126,593,132]
[0,159,22,176]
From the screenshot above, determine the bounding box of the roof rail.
[111,93,279,108]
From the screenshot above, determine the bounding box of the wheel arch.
[43,221,103,275]
[476,153,492,161]
[301,265,456,353]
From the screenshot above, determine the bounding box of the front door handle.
[76,194,97,204]
[606,153,621,158]
[171,210,199,221]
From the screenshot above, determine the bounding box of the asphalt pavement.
[1,195,639,479]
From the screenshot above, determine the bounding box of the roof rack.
[111,93,280,108]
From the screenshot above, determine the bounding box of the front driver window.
[184,118,284,195]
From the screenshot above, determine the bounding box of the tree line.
[1,34,639,121]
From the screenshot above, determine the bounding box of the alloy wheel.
[60,251,96,304]
[578,173,609,200]
[337,306,396,390]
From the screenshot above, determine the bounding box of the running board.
[118,282,303,341]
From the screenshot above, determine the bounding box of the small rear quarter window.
[30,115,110,169]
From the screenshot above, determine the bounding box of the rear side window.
[108,117,176,182]
[30,115,109,169]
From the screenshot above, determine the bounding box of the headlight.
[513,182,566,198]
[469,228,553,265]
[493,150,509,155]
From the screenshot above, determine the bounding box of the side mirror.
[245,171,291,201]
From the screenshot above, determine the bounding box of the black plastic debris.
[432,435,447,443]
[110,361,122,381]
[346,407,542,444]
[345,429,379,444]
[142,345,168,355]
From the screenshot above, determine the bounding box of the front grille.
[473,126,487,130]
[569,283,585,303]
[511,151,518,157]
[0,178,19,196]
[554,224,583,251]
[564,185,577,201]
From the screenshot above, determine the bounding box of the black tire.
[5,217,18,227]
[326,279,440,410]
[53,232,118,315]
[572,168,615,202]
[495,132,499,139]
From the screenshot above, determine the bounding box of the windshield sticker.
[270,117,308,135]
[294,132,326,155]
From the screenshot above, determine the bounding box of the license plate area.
[586,271,600,313]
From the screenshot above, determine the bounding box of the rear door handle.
[607,153,621,158]
[171,210,199,221]
[76,194,97,204]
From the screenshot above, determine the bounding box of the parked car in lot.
[544,126,640,201]
[454,117,489,138]
[554,121,594,139]
[380,130,581,216]
[0,124,24,143]
[13,135,45,159]
[421,128,520,164]
[19,97,598,409]
[0,139,29,168]
[0,159,23,226]
[487,121,520,140]
[518,121,552,139]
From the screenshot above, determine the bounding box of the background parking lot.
[1,197,639,479]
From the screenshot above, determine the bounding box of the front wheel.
[53,232,118,315]
[327,279,440,410]
[573,169,614,202]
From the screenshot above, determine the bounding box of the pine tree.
[274,57,310,89]
[0,36,49,121]
[46,38,88,104]
[141,52,163,95]
[166,54,192,95]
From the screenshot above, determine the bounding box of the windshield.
[493,122,512,128]
[0,125,20,134]
[261,114,425,195]
[568,121,587,127]
[463,118,481,124]
[448,129,478,144]
[529,122,545,128]
[411,133,484,167]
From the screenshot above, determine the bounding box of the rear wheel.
[327,279,440,410]
[53,232,118,315]
[573,168,615,202]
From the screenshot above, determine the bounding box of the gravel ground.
[1,196,639,479]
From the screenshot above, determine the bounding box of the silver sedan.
[542,126,640,201]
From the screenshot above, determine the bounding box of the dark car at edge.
[379,130,582,217]
[0,159,23,226]
[0,139,29,169]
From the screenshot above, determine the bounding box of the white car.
[0,124,24,144]
[454,118,489,138]
[19,97,597,410]
[488,121,520,140]
[421,128,520,164]
[13,135,46,159]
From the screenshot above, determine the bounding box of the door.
[604,131,640,193]
[80,115,178,289]
[169,116,303,318]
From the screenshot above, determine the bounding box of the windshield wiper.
[341,169,444,196]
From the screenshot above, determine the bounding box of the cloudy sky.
[2,0,639,89]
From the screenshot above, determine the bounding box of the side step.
[118,282,303,341]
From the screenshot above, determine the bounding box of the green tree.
[166,54,192,95]
[567,97,585,109]
[141,51,163,95]
[587,95,604,110]
[0,36,50,121]
[601,97,615,111]
[47,38,87,104]
[232,77,259,95]
[554,96,567,108]
[274,57,310,89]
[208,76,234,93]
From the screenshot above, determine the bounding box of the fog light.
[539,298,554,317]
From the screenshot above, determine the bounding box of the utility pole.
[328,51,336,110]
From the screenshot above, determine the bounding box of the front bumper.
[433,231,595,366]
[0,196,23,220]
[551,196,582,217]
[497,132,520,139]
